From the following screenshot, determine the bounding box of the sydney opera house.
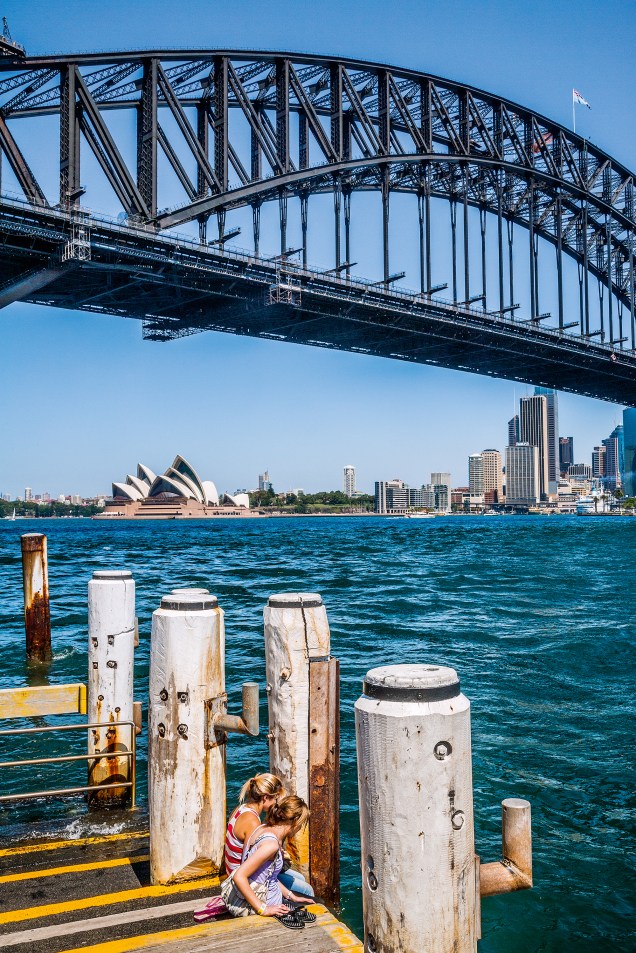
[101,455,257,519]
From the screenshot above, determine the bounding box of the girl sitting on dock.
[225,773,315,902]
[224,795,315,929]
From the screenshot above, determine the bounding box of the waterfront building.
[375,479,406,514]
[106,455,255,519]
[505,443,540,506]
[432,484,450,512]
[508,415,520,447]
[451,487,470,510]
[70,495,82,505]
[559,436,574,475]
[624,408,636,496]
[569,462,592,480]
[591,446,606,480]
[343,465,356,497]
[258,471,272,492]
[520,394,549,498]
[534,387,560,493]
[408,486,435,509]
[24,487,32,501]
[468,453,484,505]
[374,479,443,513]
[430,473,451,512]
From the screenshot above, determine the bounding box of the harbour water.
[0,516,634,952]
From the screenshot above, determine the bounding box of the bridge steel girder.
[0,49,634,396]
[0,200,633,406]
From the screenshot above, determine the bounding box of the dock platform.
[0,829,362,953]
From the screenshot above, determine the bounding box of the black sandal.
[284,902,317,923]
[274,912,305,930]
[293,907,317,923]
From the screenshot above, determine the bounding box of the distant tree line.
[0,500,101,518]
[248,488,375,513]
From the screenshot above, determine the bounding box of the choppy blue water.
[0,516,634,951]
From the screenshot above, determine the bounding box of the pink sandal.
[193,896,227,922]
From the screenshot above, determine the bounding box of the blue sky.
[0,0,633,497]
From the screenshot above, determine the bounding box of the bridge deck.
[1,200,634,406]
[0,829,361,953]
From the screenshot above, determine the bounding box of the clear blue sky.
[0,0,633,497]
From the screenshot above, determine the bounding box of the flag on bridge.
[573,89,591,108]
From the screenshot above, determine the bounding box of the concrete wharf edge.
[0,828,362,953]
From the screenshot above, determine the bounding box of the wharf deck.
[0,829,362,953]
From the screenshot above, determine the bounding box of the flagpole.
[572,92,576,134]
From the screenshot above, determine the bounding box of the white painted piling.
[355,664,476,953]
[148,591,225,884]
[263,592,331,874]
[87,570,136,806]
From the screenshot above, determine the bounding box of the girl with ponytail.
[224,773,284,873]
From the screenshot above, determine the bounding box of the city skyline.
[0,0,632,499]
[2,397,628,501]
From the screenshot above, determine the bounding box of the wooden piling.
[355,664,476,953]
[87,570,136,808]
[20,533,51,662]
[308,656,340,907]
[264,592,331,878]
[148,592,226,885]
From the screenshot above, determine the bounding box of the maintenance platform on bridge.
[0,827,361,953]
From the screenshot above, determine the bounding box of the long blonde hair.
[239,772,285,804]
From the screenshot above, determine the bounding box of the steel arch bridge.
[0,48,634,404]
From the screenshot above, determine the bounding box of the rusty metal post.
[21,533,52,662]
[480,798,532,897]
[309,656,340,907]
[212,681,259,737]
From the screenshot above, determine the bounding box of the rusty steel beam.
[308,656,340,907]
[21,533,52,663]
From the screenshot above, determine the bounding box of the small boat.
[404,512,436,519]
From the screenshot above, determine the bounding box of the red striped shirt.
[224,805,260,873]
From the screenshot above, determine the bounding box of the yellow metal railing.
[0,683,136,807]
[0,720,136,805]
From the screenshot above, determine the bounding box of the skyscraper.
[505,444,540,506]
[623,409,636,496]
[601,433,621,491]
[24,487,32,501]
[481,449,504,502]
[468,454,484,501]
[258,471,272,492]
[430,472,451,489]
[343,465,356,497]
[559,437,574,475]
[520,394,549,499]
[508,415,520,447]
[534,387,559,494]
[591,447,605,480]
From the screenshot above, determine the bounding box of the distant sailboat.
[9,508,16,521]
